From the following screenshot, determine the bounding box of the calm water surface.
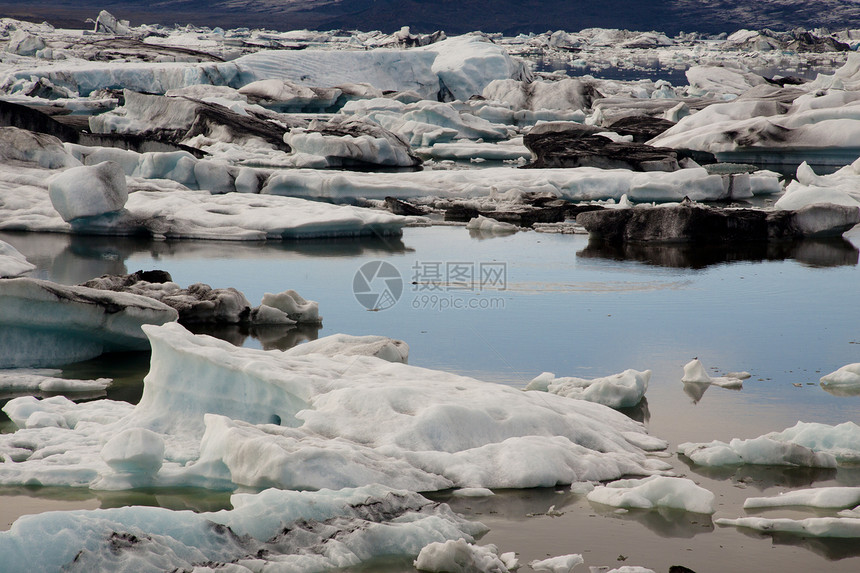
[1,225,858,572]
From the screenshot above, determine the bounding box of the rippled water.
[1,225,859,571]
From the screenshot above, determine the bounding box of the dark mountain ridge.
[1,1,859,36]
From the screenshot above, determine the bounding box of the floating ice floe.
[529,553,584,573]
[820,363,860,396]
[262,165,777,203]
[775,160,860,211]
[526,369,650,409]
[48,160,128,221]
[715,516,860,538]
[743,487,860,510]
[0,240,35,278]
[414,539,518,573]
[466,215,521,235]
[0,278,178,368]
[678,421,860,467]
[81,270,320,326]
[650,58,860,162]
[586,475,716,514]
[0,322,671,491]
[0,369,111,393]
[283,333,407,363]
[0,167,410,239]
[0,484,485,573]
[681,359,748,389]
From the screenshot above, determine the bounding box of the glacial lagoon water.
[1,225,859,572]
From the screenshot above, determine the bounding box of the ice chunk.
[418,34,530,101]
[261,165,772,204]
[765,421,860,463]
[0,323,670,490]
[0,278,178,368]
[484,78,600,111]
[0,127,80,169]
[466,215,521,235]
[415,539,517,573]
[681,358,746,389]
[238,79,342,111]
[92,10,131,35]
[0,369,110,393]
[526,369,649,409]
[678,430,841,468]
[101,428,165,477]
[284,334,408,363]
[48,161,128,222]
[586,476,716,514]
[743,487,860,510]
[0,182,410,240]
[235,48,440,100]
[0,485,485,572]
[451,488,495,497]
[260,289,320,323]
[820,363,860,395]
[529,554,584,573]
[715,516,860,538]
[6,29,46,56]
[0,240,35,278]
[775,161,860,211]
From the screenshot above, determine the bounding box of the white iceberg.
[715,516,860,538]
[775,160,860,211]
[526,369,650,409]
[529,554,584,573]
[466,215,521,235]
[0,323,671,491]
[820,363,860,394]
[0,179,410,240]
[676,420,860,468]
[681,358,747,389]
[418,34,530,101]
[262,165,772,204]
[586,475,716,514]
[743,487,860,510]
[0,369,111,393]
[234,48,440,100]
[48,161,128,221]
[283,334,408,363]
[0,484,485,572]
[0,278,178,368]
[414,538,518,573]
[0,240,35,278]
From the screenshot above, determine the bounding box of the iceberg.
[681,359,747,389]
[0,179,410,240]
[0,240,35,278]
[675,421,860,467]
[715,516,860,538]
[743,487,860,510]
[0,323,671,491]
[262,165,775,204]
[48,161,128,222]
[526,369,650,409]
[529,554,585,573]
[233,48,441,100]
[0,278,178,368]
[0,485,484,573]
[775,160,860,211]
[0,369,111,393]
[414,538,518,573]
[820,363,860,395]
[586,475,716,514]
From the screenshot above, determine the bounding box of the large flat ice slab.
[262,165,777,203]
[0,484,485,573]
[0,323,671,491]
[0,278,178,368]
